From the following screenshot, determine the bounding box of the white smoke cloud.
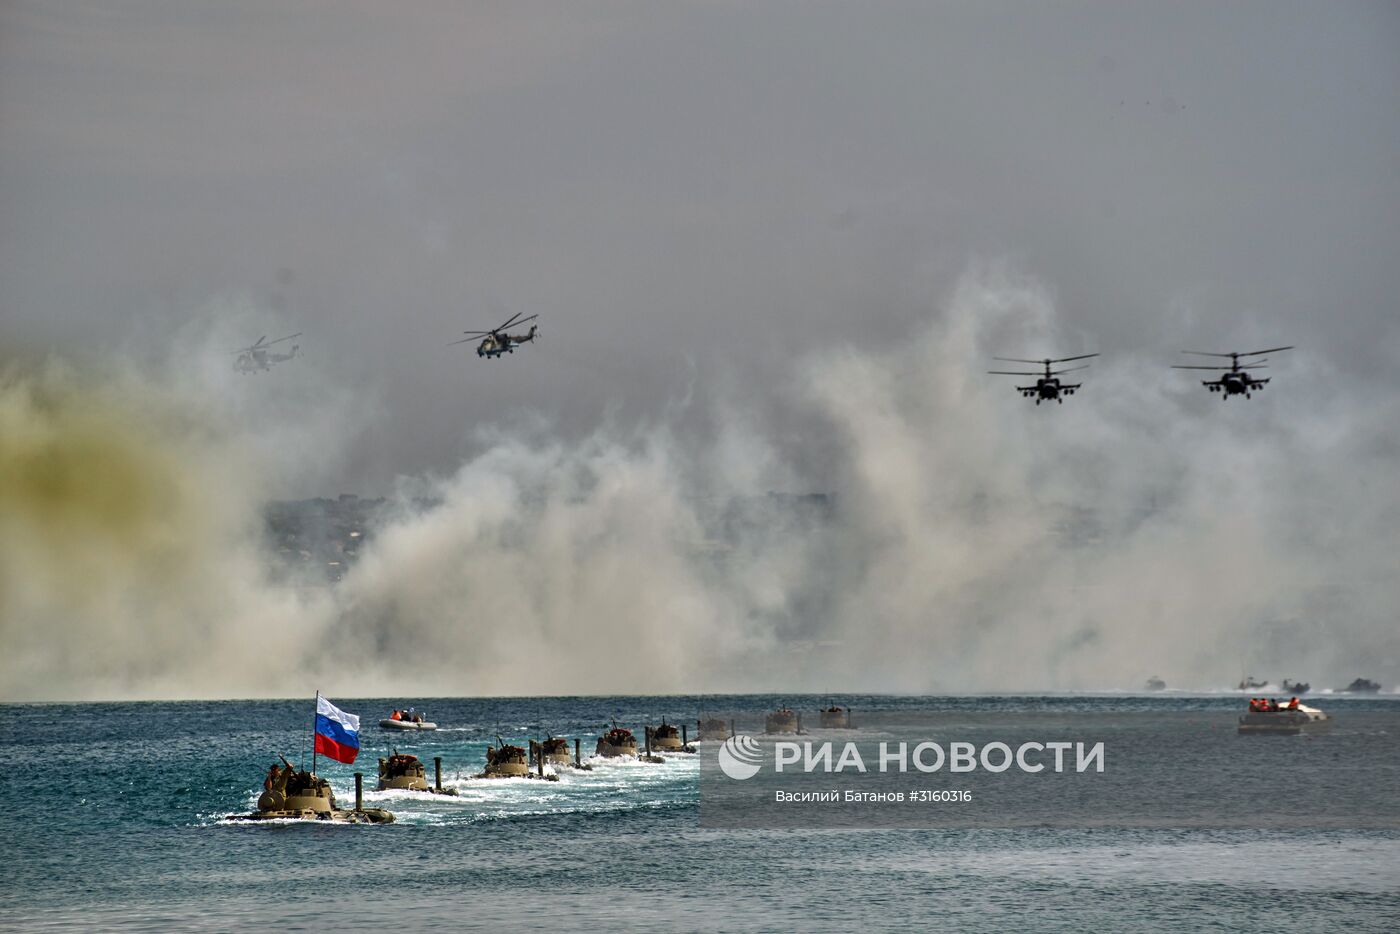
[3,269,1397,700]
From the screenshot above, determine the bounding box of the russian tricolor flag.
[314,694,361,764]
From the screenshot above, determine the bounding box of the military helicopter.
[232,333,302,373]
[1171,346,1292,400]
[451,313,539,358]
[988,354,1099,405]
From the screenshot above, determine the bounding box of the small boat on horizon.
[1237,697,1329,735]
[380,708,437,731]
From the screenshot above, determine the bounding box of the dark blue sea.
[2,694,1398,932]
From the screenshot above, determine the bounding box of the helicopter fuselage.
[235,351,268,373]
[1207,369,1266,398]
[477,335,511,357]
[476,326,537,358]
[235,346,298,373]
[1018,377,1081,405]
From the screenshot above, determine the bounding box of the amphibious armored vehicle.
[377,751,457,795]
[531,736,573,766]
[764,707,803,734]
[818,705,852,728]
[478,740,532,778]
[231,757,394,824]
[696,717,730,741]
[648,721,694,752]
[595,726,639,758]
[531,736,592,771]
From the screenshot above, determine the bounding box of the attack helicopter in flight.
[451,312,539,359]
[1171,346,1292,400]
[988,354,1099,405]
[232,333,302,373]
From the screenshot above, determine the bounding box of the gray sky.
[4,1,1398,492]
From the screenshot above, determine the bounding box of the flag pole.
[312,689,319,777]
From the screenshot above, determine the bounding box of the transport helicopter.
[1171,346,1292,400]
[232,333,302,373]
[451,312,539,358]
[988,354,1098,405]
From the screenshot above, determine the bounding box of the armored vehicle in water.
[231,756,394,823]
[532,736,592,771]
[765,707,803,734]
[595,726,638,757]
[377,751,457,795]
[648,721,694,752]
[697,717,730,741]
[818,705,852,728]
[531,736,573,766]
[478,739,532,778]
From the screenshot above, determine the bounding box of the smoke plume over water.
[3,270,1397,700]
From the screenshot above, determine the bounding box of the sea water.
[2,694,1397,932]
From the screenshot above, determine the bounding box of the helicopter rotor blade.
[460,331,492,337]
[508,314,539,328]
[1050,353,1099,364]
[495,312,525,332]
[992,357,1049,365]
[1241,345,1293,357]
[1048,365,1090,374]
[1171,365,1231,370]
[1181,351,1238,358]
[262,332,302,348]
[988,370,1042,376]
